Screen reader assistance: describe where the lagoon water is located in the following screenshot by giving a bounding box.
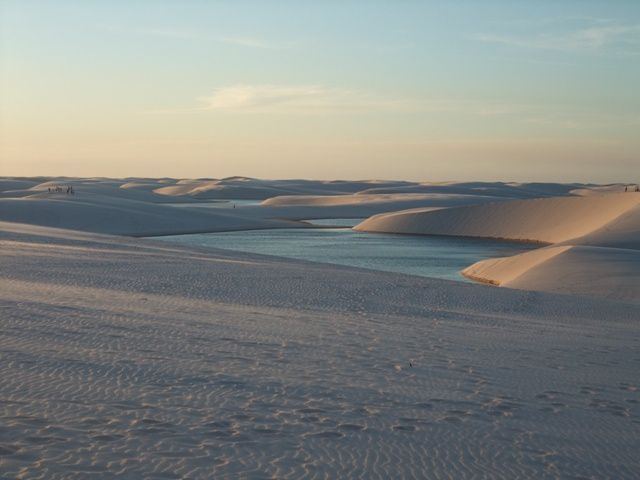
[161,222,537,282]
[166,199,262,208]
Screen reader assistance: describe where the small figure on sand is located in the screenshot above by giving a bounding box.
[47,184,74,194]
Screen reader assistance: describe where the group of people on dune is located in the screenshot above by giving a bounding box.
[47,185,75,194]
[624,185,639,192]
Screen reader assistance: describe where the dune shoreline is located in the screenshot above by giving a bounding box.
[2,217,639,478]
[2,177,638,302]
[1,177,639,478]
[356,192,640,301]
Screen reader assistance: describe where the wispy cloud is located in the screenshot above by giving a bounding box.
[194,84,526,116]
[523,112,640,130]
[219,36,289,49]
[152,84,635,129]
[476,21,640,54]
[142,84,530,117]
[102,25,289,49]
[205,85,640,132]
[196,84,420,113]
[132,27,199,40]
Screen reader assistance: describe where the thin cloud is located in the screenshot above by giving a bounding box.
[524,112,640,130]
[133,27,199,40]
[140,86,640,132]
[219,36,290,49]
[197,84,421,113]
[149,84,538,118]
[196,85,524,115]
[476,22,640,54]
[102,25,288,49]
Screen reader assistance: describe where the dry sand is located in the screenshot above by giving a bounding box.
[1,221,639,478]
[261,192,505,207]
[356,192,640,301]
[354,193,639,244]
[0,177,554,236]
[1,177,638,478]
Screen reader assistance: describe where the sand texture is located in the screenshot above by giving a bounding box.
[1,177,583,236]
[356,193,640,301]
[354,193,640,244]
[1,221,639,479]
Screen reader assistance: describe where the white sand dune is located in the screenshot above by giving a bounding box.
[356,193,640,301]
[4,178,636,301]
[569,202,640,250]
[355,193,640,244]
[1,220,639,478]
[0,195,290,236]
[2,177,563,235]
[0,178,42,193]
[254,192,525,223]
[570,184,637,196]
[119,181,169,190]
[262,180,610,207]
[152,177,596,202]
[154,178,414,200]
[463,245,573,285]
[463,245,640,302]
[262,192,506,207]
[357,181,587,198]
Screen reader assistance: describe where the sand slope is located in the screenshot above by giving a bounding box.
[463,245,640,303]
[2,177,636,301]
[0,187,490,236]
[0,195,290,236]
[355,193,640,301]
[567,203,640,250]
[2,177,575,235]
[261,192,508,207]
[357,181,585,198]
[1,221,639,478]
[154,178,414,200]
[355,193,640,244]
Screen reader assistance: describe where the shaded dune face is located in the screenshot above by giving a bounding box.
[355,193,640,302]
[153,178,415,200]
[464,245,640,303]
[354,193,640,244]
[1,177,637,301]
[1,222,639,478]
[0,177,578,236]
[1,177,638,301]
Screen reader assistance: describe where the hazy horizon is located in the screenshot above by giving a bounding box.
[2,1,639,182]
[0,173,635,185]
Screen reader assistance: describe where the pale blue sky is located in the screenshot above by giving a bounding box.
[1,1,639,181]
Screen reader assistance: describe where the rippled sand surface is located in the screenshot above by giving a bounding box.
[1,222,639,479]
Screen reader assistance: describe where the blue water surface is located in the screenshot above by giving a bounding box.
[160,224,537,282]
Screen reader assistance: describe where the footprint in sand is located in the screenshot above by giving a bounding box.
[297,408,326,414]
[300,415,321,423]
[305,431,344,439]
[0,444,20,455]
[392,424,416,432]
[24,435,65,445]
[337,423,365,431]
[91,434,124,442]
[253,427,282,435]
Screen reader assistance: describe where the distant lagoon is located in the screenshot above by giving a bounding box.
[159,220,537,282]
